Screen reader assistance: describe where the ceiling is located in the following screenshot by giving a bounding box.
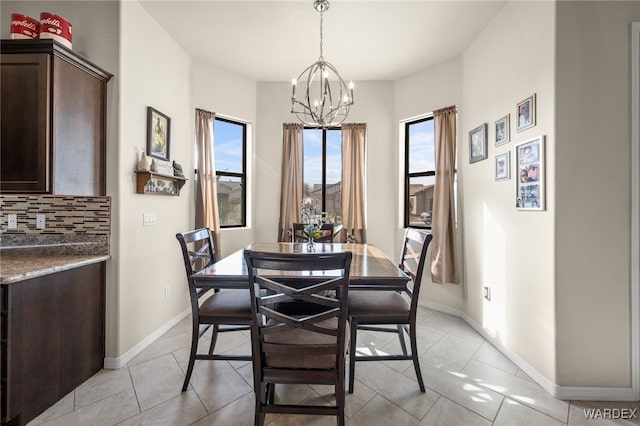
[139,0,507,82]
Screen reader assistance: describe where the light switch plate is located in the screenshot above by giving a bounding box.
[143,212,157,226]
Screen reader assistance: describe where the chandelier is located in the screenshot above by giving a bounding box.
[290,0,354,128]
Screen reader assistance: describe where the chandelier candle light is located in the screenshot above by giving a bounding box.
[291,0,354,128]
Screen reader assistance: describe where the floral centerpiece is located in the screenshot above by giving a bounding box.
[300,197,322,244]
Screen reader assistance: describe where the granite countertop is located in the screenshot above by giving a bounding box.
[0,253,110,285]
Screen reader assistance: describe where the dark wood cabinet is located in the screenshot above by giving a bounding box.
[0,40,112,195]
[1,262,106,426]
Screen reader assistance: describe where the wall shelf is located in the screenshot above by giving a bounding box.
[135,171,187,195]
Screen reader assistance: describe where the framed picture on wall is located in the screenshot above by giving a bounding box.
[147,107,171,160]
[515,135,545,210]
[516,94,536,132]
[495,114,510,146]
[495,151,510,181]
[469,123,488,163]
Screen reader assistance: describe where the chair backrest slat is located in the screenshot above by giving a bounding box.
[399,228,433,309]
[176,228,217,278]
[244,249,352,372]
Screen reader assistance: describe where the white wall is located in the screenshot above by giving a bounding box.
[460,1,557,381]
[191,59,257,257]
[115,0,192,360]
[555,1,640,389]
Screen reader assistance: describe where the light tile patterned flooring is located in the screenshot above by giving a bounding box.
[28,306,640,425]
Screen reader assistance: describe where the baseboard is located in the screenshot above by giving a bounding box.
[103,307,191,369]
[418,300,636,401]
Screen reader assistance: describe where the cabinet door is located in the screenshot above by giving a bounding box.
[52,57,107,195]
[0,54,51,193]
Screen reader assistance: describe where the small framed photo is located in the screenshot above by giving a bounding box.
[469,123,488,163]
[515,135,545,210]
[495,114,510,146]
[495,151,510,181]
[147,107,171,160]
[516,94,536,132]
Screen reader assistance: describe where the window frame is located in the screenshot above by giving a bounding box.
[404,115,435,229]
[303,126,341,215]
[214,116,247,228]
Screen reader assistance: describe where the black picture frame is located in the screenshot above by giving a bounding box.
[147,107,171,161]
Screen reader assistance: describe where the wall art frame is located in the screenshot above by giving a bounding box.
[469,123,488,163]
[516,94,536,132]
[495,151,510,181]
[495,114,510,146]
[147,107,171,161]
[515,135,545,210]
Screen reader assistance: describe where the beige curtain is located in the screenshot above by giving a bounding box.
[430,106,459,284]
[194,108,222,252]
[277,123,304,242]
[341,123,367,243]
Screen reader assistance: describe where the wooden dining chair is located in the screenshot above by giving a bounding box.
[347,228,433,393]
[243,249,352,426]
[176,228,252,392]
[291,222,337,243]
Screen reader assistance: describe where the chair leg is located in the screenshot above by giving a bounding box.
[397,324,408,355]
[336,380,345,426]
[208,324,219,355]
[182,321,200,392]
[409,323,425,392]
[254,383,266,426]
[348,317,358,393]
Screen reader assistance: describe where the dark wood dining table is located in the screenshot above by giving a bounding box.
[191,242,410,291]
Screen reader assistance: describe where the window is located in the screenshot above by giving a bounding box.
[404,116,435,228]
[303,128,342,224]
[214,117,246,227]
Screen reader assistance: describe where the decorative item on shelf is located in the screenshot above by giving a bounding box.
[10,14,40,40]
[136,149,150,171]
[39,12,72,49]
[155,159,173,175]
[290,0,354,128]
[150,159,158,172]
[135,171,187,196]
[173,161,185,178]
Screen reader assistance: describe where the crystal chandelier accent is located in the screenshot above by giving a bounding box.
[290,0,354,128]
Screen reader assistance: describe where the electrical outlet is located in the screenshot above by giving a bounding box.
[36,213,46,229]
[164,286,170,299]
[143,212,157,226]
[483,286,491,301]
[7,214,17,229]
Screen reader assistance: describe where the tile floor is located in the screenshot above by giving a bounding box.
[28,306,640,425]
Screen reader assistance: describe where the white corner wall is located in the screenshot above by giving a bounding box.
[113,0,193,362]
[555,1,640,392]
[460,1,557,383]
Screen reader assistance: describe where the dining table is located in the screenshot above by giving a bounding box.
[191,242,410,291]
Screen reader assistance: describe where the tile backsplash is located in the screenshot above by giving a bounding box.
[0,195,110,254]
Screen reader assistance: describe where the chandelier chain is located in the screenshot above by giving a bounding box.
[319,11,324,60]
